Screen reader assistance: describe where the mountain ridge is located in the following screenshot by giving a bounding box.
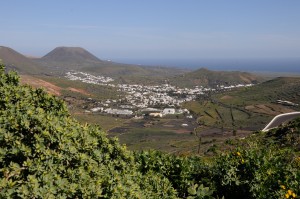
[1,46,263,87]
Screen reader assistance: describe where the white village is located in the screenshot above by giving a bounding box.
[65,71,254,117]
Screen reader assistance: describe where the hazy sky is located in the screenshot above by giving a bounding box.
[1,0,300,61]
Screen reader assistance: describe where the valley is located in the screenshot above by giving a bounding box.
[19,70,300,155]
[2,45,300,155]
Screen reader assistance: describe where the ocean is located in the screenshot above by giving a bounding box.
[114,58,300,73]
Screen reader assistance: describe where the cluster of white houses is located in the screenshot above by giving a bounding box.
[66,71,254,117]
[87,106,190,118]
[65,71,114,84]
[117,83,206,108]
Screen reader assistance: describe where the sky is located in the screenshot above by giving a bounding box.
[1,0,300,68]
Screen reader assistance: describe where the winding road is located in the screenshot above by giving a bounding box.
[262,112,300,132]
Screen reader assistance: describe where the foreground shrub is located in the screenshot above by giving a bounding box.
[213,130,300,198]
[0,65,177,198]
[135,150,214,198]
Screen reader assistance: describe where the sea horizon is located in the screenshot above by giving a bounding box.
[112,57,300,73]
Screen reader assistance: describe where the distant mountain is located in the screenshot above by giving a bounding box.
[36,47,104,70]
[0,46,186,79]
[0,46,264,87]
[42,47,101,62]
[0,46,42,74]
[170,68,263,88]
[35,46,187,80]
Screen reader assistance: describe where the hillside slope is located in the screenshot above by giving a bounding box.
[0,46,42,74]
[170,68,263,88]
[219,76,300,105]
[182,76,300,132]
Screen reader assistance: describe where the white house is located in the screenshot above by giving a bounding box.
[149,113,163,118]
[162,108,176,115]
[90,107,103,112]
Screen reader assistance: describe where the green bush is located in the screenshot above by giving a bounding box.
[213,130,300,198]
[135,150,214,198]
[0,64,177,198]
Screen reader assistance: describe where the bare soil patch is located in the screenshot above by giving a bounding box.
[163,124,175,128]
[220,95,233,100]
[68,87,91,96]
[174,129,193,134]
[20,75,61,96]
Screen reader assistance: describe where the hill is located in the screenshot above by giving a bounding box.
[42,46,101,63]
[183,76,300,132]
[35,46,187,81]
[170,68,263,88]
[0,46,42,74]
[36,46,104,71]
[218,76,300,106]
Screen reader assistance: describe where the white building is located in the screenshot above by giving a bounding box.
[162,108,176,115]
[90,107,103,112]
[149,113,163,118]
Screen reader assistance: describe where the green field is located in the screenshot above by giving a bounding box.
[183,77,300,133]
[72,113,130,131]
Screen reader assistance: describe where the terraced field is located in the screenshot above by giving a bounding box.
[184,77,300,132]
